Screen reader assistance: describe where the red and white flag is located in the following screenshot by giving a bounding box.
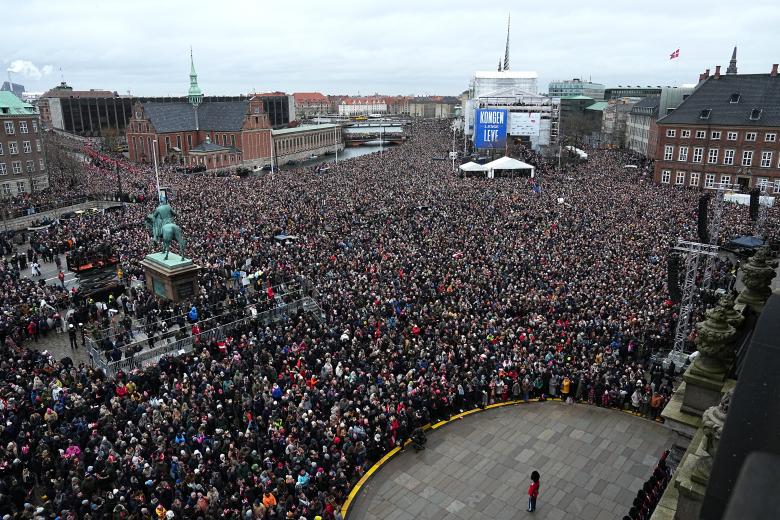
[669,48,680,60]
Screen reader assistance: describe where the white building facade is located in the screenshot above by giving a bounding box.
[338,98,388,116]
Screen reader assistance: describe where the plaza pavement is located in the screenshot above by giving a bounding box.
[347,401,677,520]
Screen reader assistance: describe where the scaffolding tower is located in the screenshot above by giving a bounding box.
[666,239,720,370]
[702,182,738,289]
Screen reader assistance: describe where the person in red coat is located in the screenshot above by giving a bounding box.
[528,470,540,512]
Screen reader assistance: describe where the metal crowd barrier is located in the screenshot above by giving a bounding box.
[91,296,321,378]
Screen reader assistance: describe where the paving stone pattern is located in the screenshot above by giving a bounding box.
[347,402,677,520]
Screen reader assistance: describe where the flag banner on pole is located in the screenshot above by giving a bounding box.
[669,48,680,60]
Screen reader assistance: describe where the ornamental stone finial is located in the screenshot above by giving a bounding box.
[736,246,777,312]
[691,298,737,378]
[691,389,733,485]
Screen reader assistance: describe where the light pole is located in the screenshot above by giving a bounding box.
[152,139,161,201]
[334,124,339,164]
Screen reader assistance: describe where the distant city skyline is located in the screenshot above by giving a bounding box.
[4,0,779,96]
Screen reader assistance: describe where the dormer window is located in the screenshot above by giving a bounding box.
[750,108,762,121]
[729,93,741,103]
[699,109,712,120]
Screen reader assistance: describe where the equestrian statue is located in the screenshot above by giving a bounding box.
[145,195,187,260]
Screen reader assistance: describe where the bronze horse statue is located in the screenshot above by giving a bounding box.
[145,214,187,260]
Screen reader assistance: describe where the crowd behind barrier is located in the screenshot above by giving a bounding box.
[0,120,777,519]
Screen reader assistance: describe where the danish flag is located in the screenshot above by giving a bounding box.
[669,48,680,60]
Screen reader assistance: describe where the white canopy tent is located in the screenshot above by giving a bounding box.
[458,161,489,177]
[482,156,535,179]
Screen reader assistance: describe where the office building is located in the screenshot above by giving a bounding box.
[0,91,48,194]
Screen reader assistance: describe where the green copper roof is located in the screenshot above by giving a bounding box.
[188,50,203,101]
[0,91,37,115]
[585,101,608,111]
[560,95,594,100]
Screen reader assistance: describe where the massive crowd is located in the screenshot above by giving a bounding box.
[0,120,776,519]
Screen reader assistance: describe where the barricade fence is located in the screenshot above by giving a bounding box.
[90,296,322,378]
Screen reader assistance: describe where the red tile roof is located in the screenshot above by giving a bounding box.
[293,92,328,103]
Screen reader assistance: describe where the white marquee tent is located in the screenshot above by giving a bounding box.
[483,156,535,179]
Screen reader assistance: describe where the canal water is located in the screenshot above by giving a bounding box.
[293,142,398,168]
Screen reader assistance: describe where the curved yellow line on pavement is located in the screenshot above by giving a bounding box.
[340,397,664,518]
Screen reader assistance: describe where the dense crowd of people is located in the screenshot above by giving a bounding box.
[0,120,776,519]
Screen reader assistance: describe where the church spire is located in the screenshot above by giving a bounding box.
[503,13,510,71]
[188,47,203,108]
[726,46,738,75]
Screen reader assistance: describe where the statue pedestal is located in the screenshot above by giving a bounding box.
[141,252,199,302]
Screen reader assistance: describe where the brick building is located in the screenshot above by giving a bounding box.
[126,54,273,171]
[292,92,329,119]
[654,64,780,193]
[0,91,48,194]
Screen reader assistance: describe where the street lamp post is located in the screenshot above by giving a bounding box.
[152,139,161,201]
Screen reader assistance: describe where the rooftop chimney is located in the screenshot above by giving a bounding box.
[715,65,721,79]
[772,64,778,77]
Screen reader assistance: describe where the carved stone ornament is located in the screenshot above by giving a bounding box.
[691,390,732,485]
[692,300,737,377]
[717,293,744,329]
[737,246,777,311]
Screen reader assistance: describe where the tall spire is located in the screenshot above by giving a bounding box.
[503,13,510,71]
[726,46,738,75]
[188,46,203,108]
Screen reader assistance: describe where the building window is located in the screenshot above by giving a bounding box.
[31,179,39,191]
[0,142,3,155]
[720,175,731,186]
[681,129,691,138]
[690,172,700,187]
[678,146,688,161]
[705,173,716,188]
[39,158,44,170]
[11,161,21,174]
[19,121,27,133]
[1,183,8,195]
[695,130,706,139]
[35,139,41,152]
[773,179,780,194]
[16,181,25,194]
[727,131,738,141]
[724,149,735,165]
[187,134,192,150]
[661,170,671,183]
[0,163,5,175]
[707,148,719,164]
[676,171,686,185]
[745,132,757,142]
[757,177,769,191]
[26,160,34,172]
[711,131,721,140]
[666,129,676,138]
[22,141,31,154]
[765,133,777,142]
[8,142,17,155]
[664,145,674,161]
[761,151,773,167]
[692,147,703,163]
[32,120,37,132]
[165,136,171,151]
[176,135,181,149]
[3,121,14,134]
[742,150,753,166]
[231,135,236,147]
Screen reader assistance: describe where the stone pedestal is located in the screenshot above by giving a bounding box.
[681,367,725,416]
[141,252,199,302]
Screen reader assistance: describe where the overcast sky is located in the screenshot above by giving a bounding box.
[4,0,779,96]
